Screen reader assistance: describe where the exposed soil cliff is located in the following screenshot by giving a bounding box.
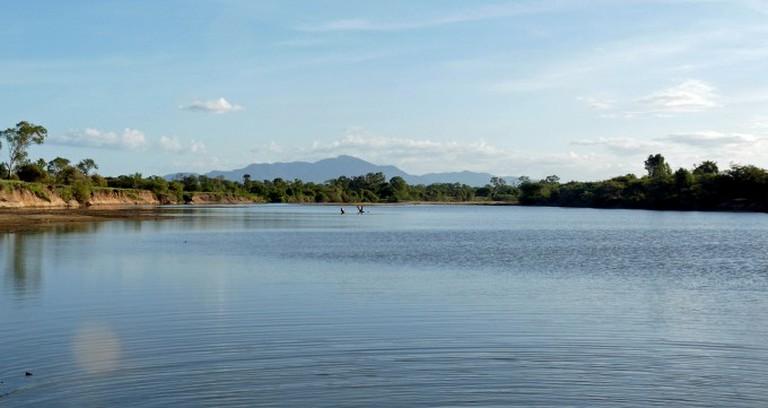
[184,192,256,205]
[0,186,75,208]
[0,186,159,208]
[86,189,160,206]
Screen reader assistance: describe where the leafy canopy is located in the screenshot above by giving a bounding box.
[1,121,48,179]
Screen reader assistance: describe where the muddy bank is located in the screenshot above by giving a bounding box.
[0,207,176,234]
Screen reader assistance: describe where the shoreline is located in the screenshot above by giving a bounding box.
[0,201,514,234]
[0,207,174,234]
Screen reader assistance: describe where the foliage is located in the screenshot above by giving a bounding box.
[1,125,766,212]
[1,121,48,179]
[644,153,672,178]
[47,157,71,176]
[72,181,92,204]
[77,158,98,176]
[16,162,49,183]
[26,183,50,201]
[513,156,768,212]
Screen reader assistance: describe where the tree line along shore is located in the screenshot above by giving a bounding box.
[2,121,767,212]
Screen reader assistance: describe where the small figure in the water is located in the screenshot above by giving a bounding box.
[356,205,365,214]
[340,207,345,215]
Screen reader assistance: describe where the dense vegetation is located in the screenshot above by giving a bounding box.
[515,155,768,212]
[2,121,767,211]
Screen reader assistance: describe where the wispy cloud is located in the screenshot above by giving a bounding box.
[571,137,658,154]
[579,95,616,111]
[578,79,720,119]
[307,128,505,169]
[738,0,768,15]
[160,136,208,154]
[54,128,150,151]
[298,2,568,32]
[657,131,763,148]
[181,97,244,114]
[570,128,768,175]
[247,127,632,180]
[159,136,184,153]
[190,140,207,154]
[639,79,719,113]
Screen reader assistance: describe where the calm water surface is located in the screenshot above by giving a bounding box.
[2,205,768,407]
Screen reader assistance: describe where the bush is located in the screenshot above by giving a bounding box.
[56,166,87,185]
[16,163,49,183]
[91,174,108,187]
[72,181,92,204]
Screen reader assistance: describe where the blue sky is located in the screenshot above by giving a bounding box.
[3,0,768,181]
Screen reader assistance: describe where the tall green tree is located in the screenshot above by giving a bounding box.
[1,121,48,179]
[76,158,98,176]
[47,156,71,176]
[693,160,719,176]
[644,154,671,178]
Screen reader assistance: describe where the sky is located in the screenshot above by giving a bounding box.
[2,0,768,181]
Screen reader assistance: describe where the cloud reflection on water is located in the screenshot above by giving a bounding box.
[73,322,122,374]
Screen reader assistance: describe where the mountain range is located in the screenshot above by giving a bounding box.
[167,155,510,187]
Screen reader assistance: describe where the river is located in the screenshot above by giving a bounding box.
[2,205,767,407]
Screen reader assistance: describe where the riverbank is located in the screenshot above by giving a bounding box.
[0,181,262,233]
[0,207,175,233]
[0,201,515,233]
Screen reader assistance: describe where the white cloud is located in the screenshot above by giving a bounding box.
[169,155,222,173]
[245,128,634,181]
[578,79,722,119]
[122,129,149,150]
[579,96,615,111]
[307,128,507,171]
[160,135,208,154]
[190,140,207,154]
[640,79,719,113]
[570,128,768,175]
[181,97,244,114]
[571,137,658,154]
[55,128,149,151]
[160,136,184,153]
[657,131,764,148]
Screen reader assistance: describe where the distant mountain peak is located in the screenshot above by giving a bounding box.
[168,156,512,187]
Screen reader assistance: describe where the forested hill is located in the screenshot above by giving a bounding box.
[169,155,509,187]
[153,154,768,211]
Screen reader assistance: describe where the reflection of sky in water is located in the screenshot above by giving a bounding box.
[1,205,768,406]
[73,322,122,374]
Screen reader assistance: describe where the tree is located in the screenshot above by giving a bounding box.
[16,162,48,182]
[1,121,48,179]
[47,157,71,176]
[77,158,98,176]
[388,176,410,201]
[56,166,87,185]
[490,176,507,189]
[644,154,671,178]
[693,160,719,176]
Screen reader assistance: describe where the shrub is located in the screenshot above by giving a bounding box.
[91,174,108,187]
[16,163,49,183]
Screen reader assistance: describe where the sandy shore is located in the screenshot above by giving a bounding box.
[0,207,173,234]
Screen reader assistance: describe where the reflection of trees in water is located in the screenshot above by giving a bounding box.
[2,233,44,300]
[1,218,158,301]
